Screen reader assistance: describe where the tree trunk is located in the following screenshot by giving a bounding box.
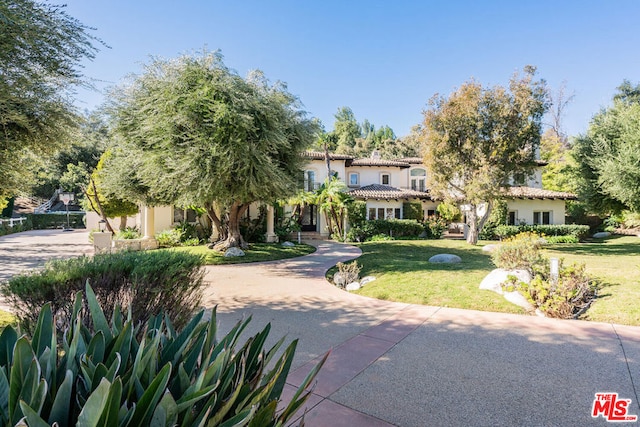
[465,201,493,245]
[466,204,479,245]
[204,201,226,243]
[119,215,128,231]
[213,202,249,251]
[85,179,114,233]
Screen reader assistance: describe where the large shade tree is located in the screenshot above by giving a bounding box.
[107,51,318,250]
[572,81,640,214]
[0,0,101,202]
[421,66,549,244]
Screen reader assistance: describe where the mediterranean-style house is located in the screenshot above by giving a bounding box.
[89,150,576,244]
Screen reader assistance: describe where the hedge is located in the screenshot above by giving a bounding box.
[28,212,86,229]
[368,219,424,237]
[493,224,590,240]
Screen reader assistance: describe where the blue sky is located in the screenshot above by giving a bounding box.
[64,0,640,138]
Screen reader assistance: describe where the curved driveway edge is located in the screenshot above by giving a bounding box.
[203,240,640,427]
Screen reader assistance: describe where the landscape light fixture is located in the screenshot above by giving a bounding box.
[59,191,75,231]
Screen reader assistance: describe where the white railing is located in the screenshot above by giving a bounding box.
[0,217,27,227]
[34,189,61,214]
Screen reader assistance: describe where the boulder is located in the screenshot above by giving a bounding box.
[503,291,535,312]
[479,268,532,294]
[281,241,295,247]
[360,276,376,286]
[428,254,461,263]
[592,231,611,239]
[481,244,500,253]
[346,282,361,291]
[333,272,347,287]
[224,247,245,257]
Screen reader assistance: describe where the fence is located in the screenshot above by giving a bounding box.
[0,217,27,227]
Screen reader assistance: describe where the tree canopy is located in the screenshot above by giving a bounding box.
[0,0,101,199]
[571,81,640,214]
[421,66,549,244]
[106,51,318,249]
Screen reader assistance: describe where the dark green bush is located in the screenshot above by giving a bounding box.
[0,284,325,426]
[0,218,33,236]
[402,202,423,221]
[368,219,424,238]
[28,212,86,229]
[346,200,367,227]
[2,250,205,334]
[494,224,590,241]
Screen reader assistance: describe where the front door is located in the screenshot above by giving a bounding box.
[300,204,317,232]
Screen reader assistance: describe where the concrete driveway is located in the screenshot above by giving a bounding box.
[1,231,638,426]
[202,241,640,427]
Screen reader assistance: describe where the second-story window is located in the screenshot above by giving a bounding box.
[381,173,390,185]
[410,168,426,191]
[348,172,359,186]
[304,170,315,192]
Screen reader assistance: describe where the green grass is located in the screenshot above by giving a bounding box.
[163,243,316,265]
[344,239,525,315]
[0,309,16,329]
[347,236,640,325]
[544,235,640,325]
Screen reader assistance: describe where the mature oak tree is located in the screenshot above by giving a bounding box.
[106,51,318,250]
[0,0,101,200]
[421,66,549,244]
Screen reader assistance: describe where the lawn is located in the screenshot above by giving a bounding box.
[348,236,640,326]
[164,242,316,265]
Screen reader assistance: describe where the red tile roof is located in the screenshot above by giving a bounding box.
[504,186,577,200]
[347,158,411,168]
[348,184,432,200]
[303,151,354,160]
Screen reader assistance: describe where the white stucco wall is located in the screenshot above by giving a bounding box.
[85,211,140,231]
[505,199,567,225]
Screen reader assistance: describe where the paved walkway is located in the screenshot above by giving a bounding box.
[1,231,639,425]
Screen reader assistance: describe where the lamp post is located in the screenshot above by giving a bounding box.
[59,191,75,231]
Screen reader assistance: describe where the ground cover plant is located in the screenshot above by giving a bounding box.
[166,243,316,265]
[347,236,640,325]
[0,284,324,426]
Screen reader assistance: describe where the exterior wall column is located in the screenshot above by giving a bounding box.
[139,205,157,249]
[266,205,277,242]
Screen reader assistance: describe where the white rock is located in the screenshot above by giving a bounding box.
[428,254,462,263]
[360,276,376,286]
[592,231,610,239]
[224,247,245,257]
[503,291,535,312]
[481,244,500,253]
[333,272,347,287]
[345,282,361,291]
[281,241,295,247]
[479,269,532,294]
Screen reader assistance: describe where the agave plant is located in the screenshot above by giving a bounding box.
[0,283,325,426]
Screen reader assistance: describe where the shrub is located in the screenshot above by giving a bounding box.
[544,235,579,244]
[115,226,141,239]
[345,222,376,242]
[516,263,599,319]
[436,201,462,223]
[479,200,508,240]
[28,212,85,229]
[2,250,205,334]
[334,261,362,288]
[491,232,545,274]
[347,200,367,227]
[369,233,394,241]
[0,284,325,426]
[423,216,447,239]
[402,202,423,221]
[155,228,183,248]
[494,224,590,241]
[240,206,267,243]
[368,219,424,238]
